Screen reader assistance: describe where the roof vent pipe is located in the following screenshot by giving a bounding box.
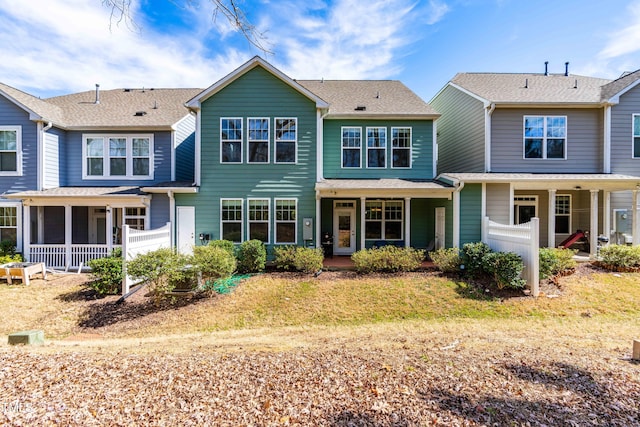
[525,78,528,89]
[544,61,549,76]
[565,62,569,76]
[95,84,100,104]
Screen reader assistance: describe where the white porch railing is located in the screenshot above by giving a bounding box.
[28,244,122,270]
[482,216,540,297]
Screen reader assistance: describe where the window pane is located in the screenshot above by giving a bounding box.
[221,119,242,140]
[524,117,544,137]
[222,223,242,242]
[524,139,543,158]
[133,158,149,175]
[276,223,295,243]
[132,138,149,156]
[276,141,295,163]
[365,202,382,220]
[343,149,360,167]
[109,138,127,156]
[392,128,411,147]
[368,149,385,168]
[546,117,566,137]
[555,216,570,234]
[0,227,17,246]
[87,138,103,156]
[385,222,402,240]
[365,221,382,239]
[249,200,269,221]
[635,137,640,158]
[248,119,269,141]
[367,128,386,147]
[88,158,103,175]
[248,142,268,163]
[392,149,410,167]
[276,119,296,140]
[0,152,16,171]
[110,158,126,175]
[547,139,564,159]
[0,130,17,150]
[249,223,269,242]
[222,142,242,163]
[634,116,640,136]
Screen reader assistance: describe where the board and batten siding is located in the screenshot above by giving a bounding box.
[486,183,510,225]
[175,114,196,182]
[322,119,435,179]
[459,183,482,245]
[65,131,173,186]
[430,85,485,174]
[186,66,318,245]
[491,108,603,173]
[610,83,640,175]
[0,95,38,193]
[43,130,61,189]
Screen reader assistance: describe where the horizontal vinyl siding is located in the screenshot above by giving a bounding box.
[192,66,318,246]
[411,198,453,248]
[610,85,640,175]
[491,108,603,173]
[459,183,482,245]
[430,85,485,173]
[0,96,38,193]
[175,114,196,181]
[322,119,435,179]
[65,131,173,186]
[150,193,170,229]
[486,183,510,224]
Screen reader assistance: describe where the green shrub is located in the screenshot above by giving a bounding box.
[236,239,266,273]
[539,247,577,279]
[87,249,123,295]
[429,247,461,273]
[273,245,297,270]
[462,242,492,276]
[352,246,424,274]
[0,240,17,256]
[482,251,526,290]
[126,248,195,303]
[192,245,237,282]
[293,247,324,273]
[208,239,235,256]
[598,244,640,268]
[0,253,22,265]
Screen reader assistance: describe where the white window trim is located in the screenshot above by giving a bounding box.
[274,117,298,164]
[0,125,22,176]
[513,195,538,224]
[522,116,567,160]
[220,118,243,164]
[0,201,22,252]
[632,114,640,159]
[274,197,297,244]
[82,134,154,180]
[247,117,270,164]
[391,127,412,169]
[247,198,270,244]
[364,199,404,241]
[555,194,572,235]
[366,126,386,169]
[220,198,244,243]
[341,126,362,169]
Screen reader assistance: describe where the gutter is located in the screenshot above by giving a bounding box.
[452,179,464,248]
[485,103,495,172]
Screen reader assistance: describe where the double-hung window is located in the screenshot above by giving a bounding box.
[555,195,571,234]
[248,118,269,163]
[0,126,21,175]
[524,116,566,159]
[367,127,386,168]
[221,199,243,242]
[275,118,297,163]
[0,206,17,244]
[248,199,269,242]
[275,198,296,244]
[391,127,411,168]
[83,135,153,179]
[633,114,640,158]
[221,118,243,163]
[365,200,403,240]
[342,127,361,168]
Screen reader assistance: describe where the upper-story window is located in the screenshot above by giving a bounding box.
[83,134,153,179]
[633,114,640,158]
[342,127,361,168]
[247,118,269,163]
[391,127,411,168]
[367,127,386,168]
[523,116,566,159]
[0,126,21,176]
[275,118,297,163]
[221,118,243,163]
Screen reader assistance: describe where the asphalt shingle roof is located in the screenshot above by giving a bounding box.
[600,69,640,100]
[0,82,65,123]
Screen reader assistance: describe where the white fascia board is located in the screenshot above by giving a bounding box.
[607,78,640,104]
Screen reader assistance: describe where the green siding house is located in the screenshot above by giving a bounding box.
[177,57,455,256]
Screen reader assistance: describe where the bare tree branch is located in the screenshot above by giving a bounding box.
[102,0,271,53]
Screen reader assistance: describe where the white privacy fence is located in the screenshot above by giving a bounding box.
[482,216,540,297]
[121,222,172,295]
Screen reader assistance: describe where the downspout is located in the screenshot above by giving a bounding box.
[484,103,495,172]
[168,191,175,248]
[453,181,465,248]
[37,121,53,191]
[316,108,329,248]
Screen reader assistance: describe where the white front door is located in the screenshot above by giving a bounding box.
[176,206,195,255]
[435,207,445,250]
[333,207,355,255]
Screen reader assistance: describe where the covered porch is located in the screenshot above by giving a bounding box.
[6,187,151,269]
[315,179,455,256]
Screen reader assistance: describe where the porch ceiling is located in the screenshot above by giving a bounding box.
[439,173,640,191]
[315,178,454,198]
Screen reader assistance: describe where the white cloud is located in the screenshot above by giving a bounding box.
[599,2,640,59]
[426,0,450,25]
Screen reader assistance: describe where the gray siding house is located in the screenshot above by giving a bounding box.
[431,66,640,254]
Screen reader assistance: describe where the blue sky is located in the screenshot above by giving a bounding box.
[1,0,639,102]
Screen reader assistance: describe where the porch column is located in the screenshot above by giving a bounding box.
[22,203,30,262]
[65,205,72,269]
[404,198,411,248]
[37,206,44,244]
[315,195,321,249]
[453,189,460,247]
[590,190,598,258]
[360,197,366,251]
[106,205,113,252]
[548,189,556,248]
[633,190,639,245]
[603,191,611,245]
